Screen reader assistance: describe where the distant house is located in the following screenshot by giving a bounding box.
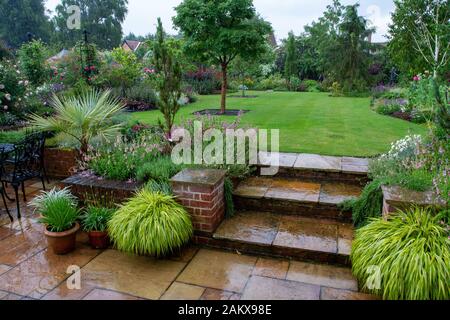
[268,32,278,48]
[122,40,142,52]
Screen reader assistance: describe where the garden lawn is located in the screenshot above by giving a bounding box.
[132,91,427,157]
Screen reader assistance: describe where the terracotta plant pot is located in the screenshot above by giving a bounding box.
[88,231,110,249]
[44,222,80,255]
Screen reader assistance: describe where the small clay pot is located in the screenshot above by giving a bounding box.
[88,231,110,249]
[45,222,80,255]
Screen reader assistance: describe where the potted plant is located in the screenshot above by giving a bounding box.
[82,207,114,249]
[29,188,80,255]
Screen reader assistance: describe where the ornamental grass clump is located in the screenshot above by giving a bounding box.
[351,207,450,300]
[108,190,193,257]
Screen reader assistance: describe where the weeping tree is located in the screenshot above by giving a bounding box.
[173,0,272,114]
[153,18,182,138]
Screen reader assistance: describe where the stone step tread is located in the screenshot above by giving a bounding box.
[213,211,353,257]
[233,176,362,205]
[258,152,369,175]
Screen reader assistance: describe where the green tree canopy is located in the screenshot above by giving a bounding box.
[388,0,450,79]
[53,0,128,49]
[284,32,297,88]
[173,0,272,113]
[0,0,52,48]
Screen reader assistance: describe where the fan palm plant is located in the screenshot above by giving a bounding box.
[28,89,125,156]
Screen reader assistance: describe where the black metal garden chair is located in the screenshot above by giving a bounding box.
[1,133,47,219]
[0,147,13,222]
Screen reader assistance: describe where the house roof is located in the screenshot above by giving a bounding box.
[123,40,141,51]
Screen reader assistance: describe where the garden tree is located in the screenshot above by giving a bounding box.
[53,0,128,49]
[229,43,275,95]
[0,0,52,48]
[173,0,272,113]
[295,34,321,80]
[152,18,183,138]
[18,40,50,86]
[330,4,374,92]
[303,0,344,79]
[388,0,450,79]
[284,32,298,90]
[0,40,12,60]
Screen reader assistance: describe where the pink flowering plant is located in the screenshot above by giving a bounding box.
[84,130,169,181]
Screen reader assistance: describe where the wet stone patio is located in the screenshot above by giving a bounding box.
[0,179,378,300]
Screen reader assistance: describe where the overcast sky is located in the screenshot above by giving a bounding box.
[45,0,394,42]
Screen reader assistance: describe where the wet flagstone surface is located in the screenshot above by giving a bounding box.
[0,178,378,300]
[234,176,362,205]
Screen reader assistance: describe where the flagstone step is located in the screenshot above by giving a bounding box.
[233,177,362,222]
[210,211,353,266]
[257,152,369,183]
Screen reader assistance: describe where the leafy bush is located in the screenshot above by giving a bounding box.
[29,89,126,156]
[144,179,173,195]
[374,103,402,115]
[0,129,26,143]
[224,177,235,218]
[302,79,320,92]
[82,207,114,232]
[30,188,79,233]
[0,113,19,126]
[184,68,221,95]
[108,190,193,257]
[288,76,301,92]
[351,207,450,300]
[340,180,384,228]
[255,74,287,91]
[123,82,158,106]
[87,133,168,181]
[330,82,343,97]
[0,61,31,117]
[136,156,182,183]
[18,40,49,86]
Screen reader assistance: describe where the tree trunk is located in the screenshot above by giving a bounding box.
[220,63,228,114]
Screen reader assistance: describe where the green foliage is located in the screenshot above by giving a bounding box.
[18,40,49,86]
[388,0,449,78]
[30,188,79,233]
[302,80,321,92]
[330,82,343,97]
[224,177,235,218]
[174,0,272,112]
[254,74,287,91]
[284,32,297,86]
[28,89,126,155]
[82,207,114,232]
[136,156,182,183]
[340,180,384,228]
[108,190,193,257]
[374,103,402,115]
[351,207,450,300]
[108,48,142,92]
[153,18,182,136]
[87,134,167,181]
[144,179,173,195]
[0,0,52,48]
[121,82,158,106]
[0,130,26,144]
[0,61,30,116]
[53,0,128,49]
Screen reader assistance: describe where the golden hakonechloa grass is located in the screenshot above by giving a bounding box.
[351,207,450,300]
[108,190,193,257]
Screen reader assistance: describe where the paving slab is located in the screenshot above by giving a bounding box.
[273,216,338,254]
[319,182,362,205]
[258,152,298,168]
[214,211,280,246]
[294,154,342,172]
[160,282,205,300]
[287,261,357,291]
[177,249,256,293]
[320,287,379,300]
[83,288,144,300]
[241,275,320,300]
[252,258,290,280]
[233,177,273,198]
[265,179,321,203]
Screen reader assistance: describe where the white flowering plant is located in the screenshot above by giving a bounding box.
[0,60,33,119]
